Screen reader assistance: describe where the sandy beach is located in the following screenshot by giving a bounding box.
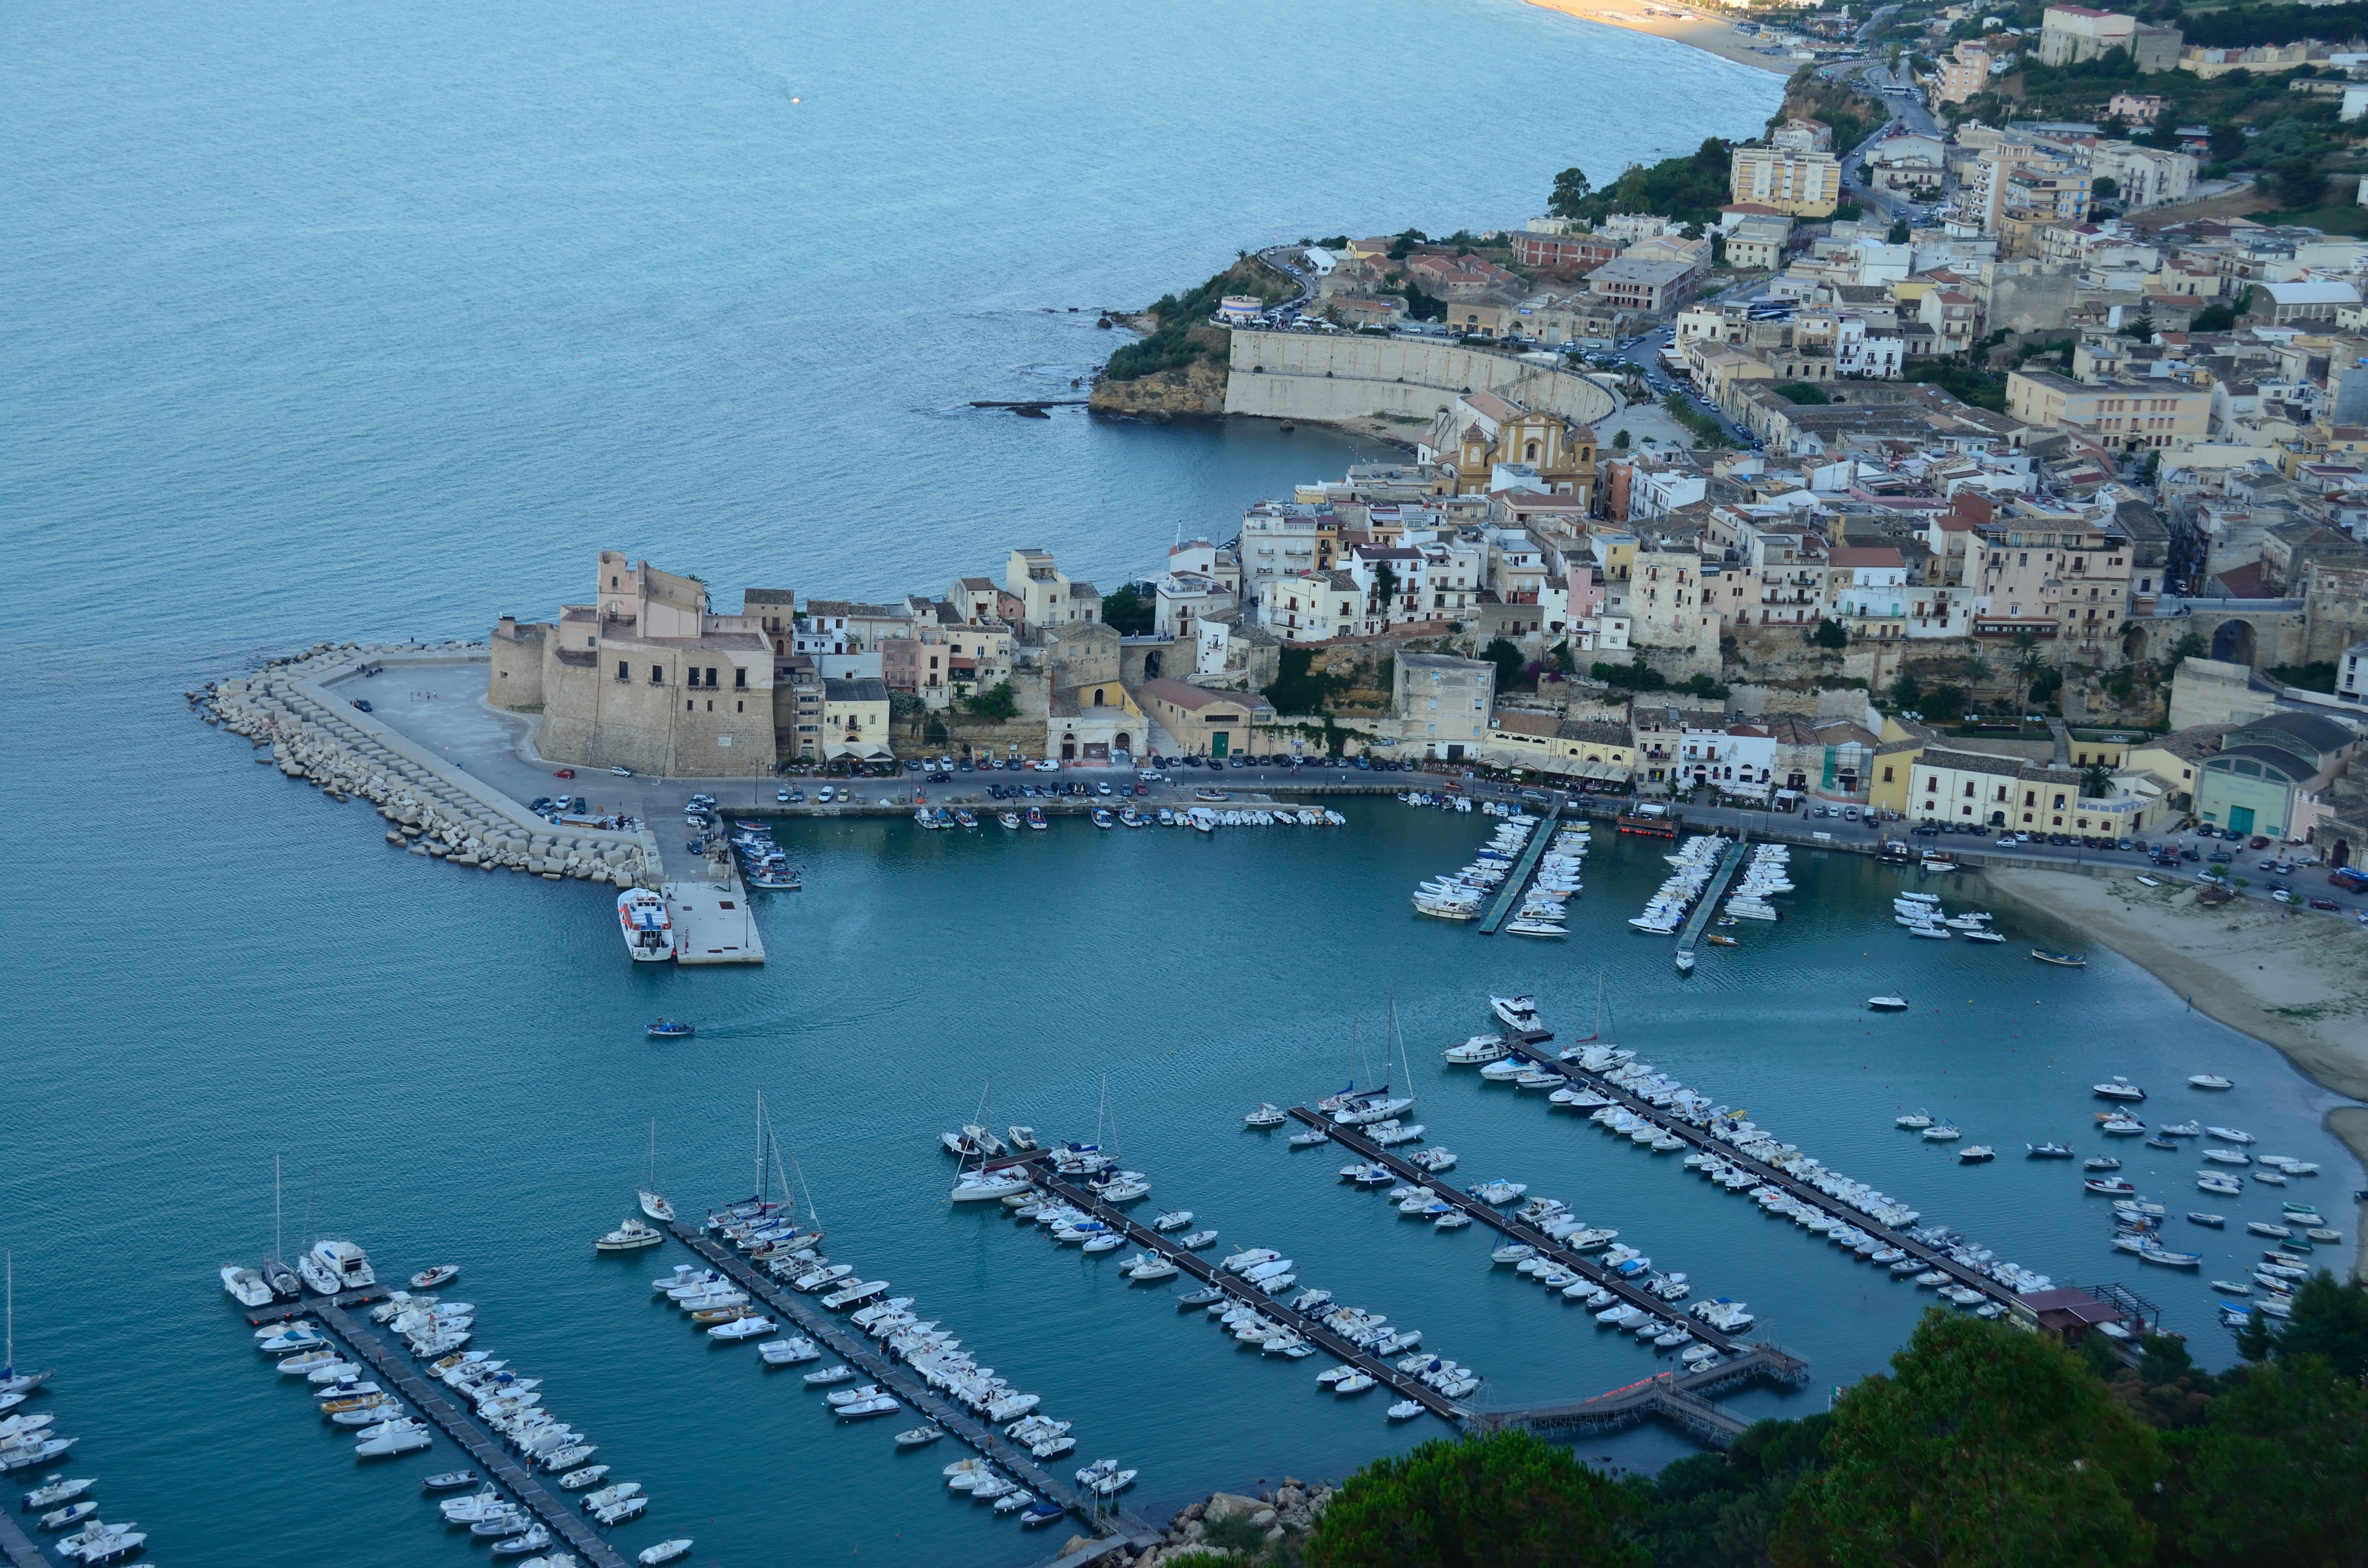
[1524,0,1796,76]
[1978,867,2368,1278]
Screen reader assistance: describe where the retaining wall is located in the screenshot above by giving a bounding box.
[1224,331,1618,428]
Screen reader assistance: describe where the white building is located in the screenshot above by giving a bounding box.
[1826,546,1911,638]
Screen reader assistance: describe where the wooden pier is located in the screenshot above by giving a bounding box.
[296,1300,630,1568]
[1673,833,1750,965]
[663,1222,1159,1549]
[1477,808,1558,935]
[1026,1169,1471,1423]
[1305,1113,1754,1360]
[1478,1050,2018,1308]
[1469,1346,1811,1448]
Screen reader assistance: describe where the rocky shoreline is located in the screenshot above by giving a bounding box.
[1055,1480,1335,1565]
[195,641,663,890]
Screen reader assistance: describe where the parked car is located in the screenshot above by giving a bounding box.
[553,768,576,779]
[2308,896,2342,912]
[350,698,373,712]
[1034,759,1060,772]
[2250,835,2270,849]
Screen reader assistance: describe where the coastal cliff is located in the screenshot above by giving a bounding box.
[1089,326,1230,418]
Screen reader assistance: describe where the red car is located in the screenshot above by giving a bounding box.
[2308,897,2343,912]
[553,768,576,778]
[2249,835,2270,849]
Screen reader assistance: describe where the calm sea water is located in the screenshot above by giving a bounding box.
[10,2,2352,1565]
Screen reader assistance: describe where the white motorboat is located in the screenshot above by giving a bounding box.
[1125,1255,1178,1282]
[2206,1127,2255,1144]
[2187,1075,2234,1090]
[1443,1036,1511,1064]
[639,1542,694,1566]
[220,1265,274,1308]
[1243,1103,1287,1128]
[2093,1077,2146,1102]
[759,1338,820,1367]
[1489,995,1539,1028]
[708,1315,776,1340]
[1151,1211,1194,1232]
[595,1217,666,1252]
[1176,1230,1218,1250]
[356,1420,433,1457]
[617,887,675,962]
[297,1239,375,1295]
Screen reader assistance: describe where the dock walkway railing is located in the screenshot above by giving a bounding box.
[1470,1346,1810,1448]
[0,1507,46,1568]
[666,1221,1159,1548]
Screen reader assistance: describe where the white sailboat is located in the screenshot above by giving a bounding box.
[1,1255,55,1399]
[639,1118,675,1224]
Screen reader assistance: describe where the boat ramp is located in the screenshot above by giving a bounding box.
[663,1221,1158,1549]
[1476,809,1559,936]
[249,1295,631,1568]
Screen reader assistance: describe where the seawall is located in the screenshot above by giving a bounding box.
[1222,330,1619,429]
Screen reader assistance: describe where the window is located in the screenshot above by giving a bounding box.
[617,660,629,681]
[650,665,664,684]
[735,668,747,688]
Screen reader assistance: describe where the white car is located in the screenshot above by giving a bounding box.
[611,766,633,777]
[777,788,791,802]
[1034,760,1060,772]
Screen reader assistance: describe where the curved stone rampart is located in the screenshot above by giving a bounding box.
[1223,330,1618,429]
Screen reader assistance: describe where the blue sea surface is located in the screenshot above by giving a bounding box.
[13,4,2352,1567]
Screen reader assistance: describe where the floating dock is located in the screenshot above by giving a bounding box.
[1673,833,1751,968]
[1478,808,1557,935]
[1306,1114,1764,1362]
[290,1300,630,1568]
[664,1221,1157,1547]
[1025,1166,1470,1423]
[1478,1054,2019,1308]
[0,1510,46,1568]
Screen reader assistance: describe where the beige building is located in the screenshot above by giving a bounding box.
[821,677,893,764]
[2004,368,2211,453]
[1934,41,1993,105]
[1135,679,1275,760]
[1418,391,1597,503]
[490,552,779,778]
[1393,653,1497,763]
[1004,548,1102,630]
[1967,514,2136,660]
[1728,146,1842,219]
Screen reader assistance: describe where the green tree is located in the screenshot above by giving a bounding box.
[2082,761,2113,798]
[2167,630,2207,664]
[2092,175,2120,202]
[1613,428,1630,450]
[1264,646,1347,716]
[2121,312,2157,342]
[1592,659,1671,692]
[2165,1355,2368,1565]
[1631,1414,1834,1568]
[1304,1429,1646,1568]
[1924,683,1969,722]
[1548,167,1593,218]
[1889,672,1924,710]
[1772,1311,2162,1568]
[2258,1269,2368,1377]
[1811,619,1850,650]
[2273,155,2326,210]
[1098,582,1155,636]
[962,681,1019,721]
[1481,637,1528,694]
[1887,217,1911,245]
[1773,381,1832,405]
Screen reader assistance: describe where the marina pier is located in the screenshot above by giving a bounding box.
[1471,1348,1812,1447]
[1024,1167,1472,1423]
[0,1508,46,1568]
[1476,808,1558,936]
[249,1296,631,1568]
[664,1222,1159,1548]
[1306,1114,1755,1362]
[1673,833,1751,966]
[1469,1054,2025,1310]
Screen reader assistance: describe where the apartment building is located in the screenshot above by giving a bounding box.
[1729,146,1842,219]
[2004,368,2212,453]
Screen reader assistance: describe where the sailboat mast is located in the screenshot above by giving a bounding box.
[754,1090,767,1203]
[273,1155,283,1267]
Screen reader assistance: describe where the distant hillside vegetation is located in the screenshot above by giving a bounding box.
[1103,256,1291,383]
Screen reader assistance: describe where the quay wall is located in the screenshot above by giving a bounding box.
[1223,330,1619,429]
[539,644,776,779]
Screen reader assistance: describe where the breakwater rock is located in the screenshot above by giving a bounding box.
[194,642,661,890]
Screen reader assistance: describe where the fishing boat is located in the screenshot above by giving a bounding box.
[998,811,1021,830]
[2030,949,2087,968]
[2083,1176,2136,1195]
[618,887,675,963]
[1091,808,1113,829]
[954,809,977,830]
[1025,807,1048,831]
[594,1218,666,1252]
[646,1019,695,1040]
